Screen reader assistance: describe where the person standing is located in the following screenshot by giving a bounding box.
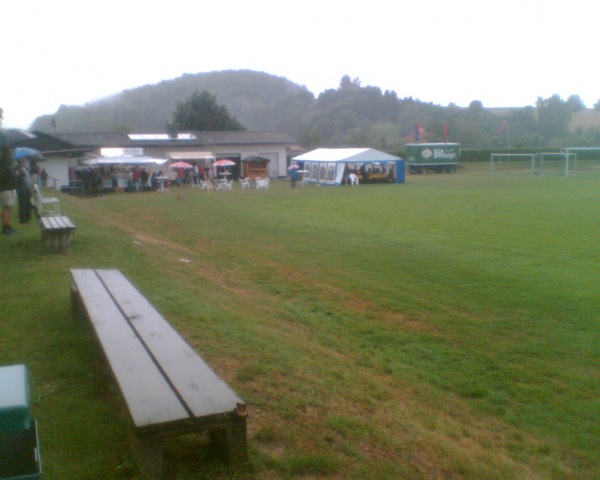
[140,168,149,191]
[359,164,368,183]
[16,157,33,224]
[290,167,298,187]
[40,168,48,187]
[192,163,199,184]
[132,166,141,191]
[0,143,18,235]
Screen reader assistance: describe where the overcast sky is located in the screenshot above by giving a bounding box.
[2,0,598,129]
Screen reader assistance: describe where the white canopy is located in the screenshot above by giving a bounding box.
[168,151,215,162]
[293,148,401,163]
[292,148,403,185]
[80,155,168,166]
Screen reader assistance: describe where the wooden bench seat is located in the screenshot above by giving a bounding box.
[70,269,247,479]
[39,215,75,252]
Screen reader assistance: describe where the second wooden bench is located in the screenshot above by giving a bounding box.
[39,215,75,253]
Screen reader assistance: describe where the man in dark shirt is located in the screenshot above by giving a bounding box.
[0,139,18,235]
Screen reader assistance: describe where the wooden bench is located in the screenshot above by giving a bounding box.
[70,269,247,480]
[38,215,76,253]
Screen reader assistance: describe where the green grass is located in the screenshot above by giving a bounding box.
[0,165,598,479]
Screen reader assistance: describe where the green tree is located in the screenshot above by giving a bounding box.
[566,95,585,113]
[170,90,245,131]
[468,100,484,112]
[536,94,572,142]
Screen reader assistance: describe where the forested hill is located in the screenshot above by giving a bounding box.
[31,70,313,136]
[31,70,600,150]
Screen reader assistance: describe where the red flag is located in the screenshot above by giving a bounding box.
[414,122,421,142]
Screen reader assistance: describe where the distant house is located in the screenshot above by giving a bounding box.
[27,130,296,190]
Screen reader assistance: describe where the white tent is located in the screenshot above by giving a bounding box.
[80,155,167,166]
[292,148,404,185]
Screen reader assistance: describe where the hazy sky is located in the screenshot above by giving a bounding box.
[2,0,598,129]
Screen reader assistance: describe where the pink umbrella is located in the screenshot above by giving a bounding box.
[170,161,194,169]
[214,159,236,167]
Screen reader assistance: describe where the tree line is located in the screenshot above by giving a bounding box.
[25,70,600,151]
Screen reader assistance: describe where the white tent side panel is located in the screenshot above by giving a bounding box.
[294,148,403,186]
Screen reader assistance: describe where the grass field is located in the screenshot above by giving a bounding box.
[0,164,598,479]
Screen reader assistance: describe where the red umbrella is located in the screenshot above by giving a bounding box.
[170,161,194,169]
[214,159,236,167]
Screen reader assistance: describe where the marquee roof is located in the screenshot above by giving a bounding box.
[292,148,401,163]
[168,151,216,161]
[80,155,167,166]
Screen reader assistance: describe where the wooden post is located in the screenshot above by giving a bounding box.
[130,432,165,480]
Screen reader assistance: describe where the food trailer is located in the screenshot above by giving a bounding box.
[405,143,460,174]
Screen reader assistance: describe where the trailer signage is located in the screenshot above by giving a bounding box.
[433,148,457,160]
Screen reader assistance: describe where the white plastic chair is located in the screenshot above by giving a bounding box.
[255,179,269,190]
[31,184,60,216]
[349,173,359,185]
[239,178,250,189]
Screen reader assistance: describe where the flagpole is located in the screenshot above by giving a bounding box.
[507,120,510,154]
[444,116,448,144]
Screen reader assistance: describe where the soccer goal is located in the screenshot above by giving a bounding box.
[490,153,537,175]
[538,152,577,177]
[560,147,600,177]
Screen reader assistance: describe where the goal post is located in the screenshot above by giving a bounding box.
[491,148,600,177]
[561,147,600,178]
[490,153,537,175]
[539,152,577,177]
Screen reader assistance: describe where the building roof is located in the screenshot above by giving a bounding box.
[17,130,93,157]
[52,131,296,149]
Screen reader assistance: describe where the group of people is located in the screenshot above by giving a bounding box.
[165,164,213,189]
[0,140,43,235]
[68,163,219,194]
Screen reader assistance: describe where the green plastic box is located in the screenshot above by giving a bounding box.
[0,365,41,479]
[0,365,31,435]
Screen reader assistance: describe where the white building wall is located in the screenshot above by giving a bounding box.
[42,157,78,190]
[42,142,290,190]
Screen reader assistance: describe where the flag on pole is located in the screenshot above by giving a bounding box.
[414,122,421,142]
[443,118,448,141]
[495,121,508,134]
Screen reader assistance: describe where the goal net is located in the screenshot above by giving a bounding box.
[490,153,537,175]
[538,152,577,177]
[560,148,600,177]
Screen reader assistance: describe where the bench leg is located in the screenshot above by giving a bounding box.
[130,433,164,480]
[70,285,82,321]
[209,416,248,467]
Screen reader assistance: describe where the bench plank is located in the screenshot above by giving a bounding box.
[40,215,75,230]
[95,269,244,419]
[71,269,189,428]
